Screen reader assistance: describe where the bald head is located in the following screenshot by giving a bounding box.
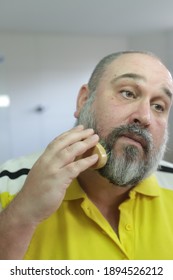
[88,51,172,95]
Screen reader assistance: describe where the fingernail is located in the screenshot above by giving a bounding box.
[91,134,99,140]
[90,154,98,160]
[75,125,84,129]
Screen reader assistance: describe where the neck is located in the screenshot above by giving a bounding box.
[78,169,132,234]
[78,168,132,206]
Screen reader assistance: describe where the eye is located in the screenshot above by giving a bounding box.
[152,103,165,113]
[120,90,136,99]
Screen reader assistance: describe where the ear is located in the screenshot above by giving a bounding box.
[74,84,90,118]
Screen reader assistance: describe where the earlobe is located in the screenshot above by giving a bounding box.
[74,84,90,118]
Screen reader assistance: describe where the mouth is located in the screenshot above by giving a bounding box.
[120,133,147,150]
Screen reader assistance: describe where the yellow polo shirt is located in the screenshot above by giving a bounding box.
[18,176,173,259]
[1,170,173,259]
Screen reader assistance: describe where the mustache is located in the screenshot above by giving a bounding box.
[100,124,153,154]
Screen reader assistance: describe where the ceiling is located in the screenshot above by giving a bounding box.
[0,0,173,36]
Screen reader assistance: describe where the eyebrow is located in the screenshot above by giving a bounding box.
[111,73,146,83]
[111,72,173,101]
[162,87,173,101]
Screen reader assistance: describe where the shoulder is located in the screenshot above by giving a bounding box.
[155,169,173,204]
[0,152,41,195]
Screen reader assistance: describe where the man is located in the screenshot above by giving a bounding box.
[0,51,173,260]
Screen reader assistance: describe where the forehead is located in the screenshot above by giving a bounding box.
[104,53,173,87]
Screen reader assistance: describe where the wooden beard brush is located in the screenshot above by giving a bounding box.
[78,143,108,169]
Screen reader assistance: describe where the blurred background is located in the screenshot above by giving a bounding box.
[0,0,173,164]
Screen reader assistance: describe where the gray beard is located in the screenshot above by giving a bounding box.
[75,94,168,187]
[98,124,166,186]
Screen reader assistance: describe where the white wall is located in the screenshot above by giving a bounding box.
[0,32,127,163]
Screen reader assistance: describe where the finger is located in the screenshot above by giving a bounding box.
[63,154,99,180]
[58,133,99,168]
[46,127,95,154]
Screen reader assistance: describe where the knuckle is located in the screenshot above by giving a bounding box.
[44,165,58,178]
[62,146,73,161]
[46,139,57,151]
[76,141,88,154]
[47,132,68,149]
[66,162,80,177]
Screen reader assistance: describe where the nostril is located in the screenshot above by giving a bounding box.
[134,118,140,123]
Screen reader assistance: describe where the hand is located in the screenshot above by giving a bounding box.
[15,125,99,225]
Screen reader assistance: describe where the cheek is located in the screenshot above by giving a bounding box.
[151,120,168,147]
[95,111,113,137]
[94,97,132,136]
[94,105,125,137]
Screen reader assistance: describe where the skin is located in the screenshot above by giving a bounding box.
[0,126,99,259]
[75,54,173,153]
[0,53,173,259]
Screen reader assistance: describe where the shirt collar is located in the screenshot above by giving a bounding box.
[132,174,160,197]
[64,174,160,201]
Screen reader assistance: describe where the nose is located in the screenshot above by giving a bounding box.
[129,100,152,127]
